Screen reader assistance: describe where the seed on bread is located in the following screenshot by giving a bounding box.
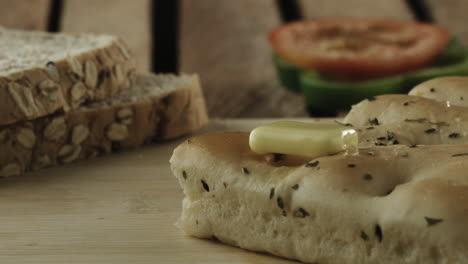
[363,173,373,181]
[16,127,36,149]
[425,216,443,226]
[38,79,59,101]
[58,144,82,163]
[276,197,284,209]
[0,163,21,177]
[452,153,468,157]
[403,101,416,106]
[117,108,133,125]
[7,82,38,118]
[368,118,380,126]
[106,123,128,141]
[45,61,60,82]
[375,224,383,242]
[306,160,319,167]
[201,179,210,192]
[97,69,110,89]
[334,120,353,127]
[293,208,310,218]
[67,56,83,78]
[269,188,275,199]
[33,155,52,170]
[7,71,24,81]
[70,82,87,104]
[44,117,67,141]
[58,144,73,157]
[71,124,90,145]
[114,42,130,60]
[85,60,98,89]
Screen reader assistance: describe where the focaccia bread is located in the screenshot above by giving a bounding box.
[409,76,468,107]
[343,94,468,147]
[171,131,468,264]
[0,27,135,125]
[0,73,208,177]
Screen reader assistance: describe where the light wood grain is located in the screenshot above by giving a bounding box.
[61,0,151,71]
[180,0,308,118]
[427,0,468,45]
[0,119,325,264]
[0,0,50,30]
[300,0,413,19]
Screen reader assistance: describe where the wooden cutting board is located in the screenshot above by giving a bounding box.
[0,119,326,264]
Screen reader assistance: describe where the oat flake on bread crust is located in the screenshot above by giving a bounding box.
[0,73,208,177]
[0,26,136,125]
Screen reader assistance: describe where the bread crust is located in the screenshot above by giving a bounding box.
[0,74,208,177]
[171,131,468,264]
[0,31,136,126]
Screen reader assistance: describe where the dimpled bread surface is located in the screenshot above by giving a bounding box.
[171,131,468,264]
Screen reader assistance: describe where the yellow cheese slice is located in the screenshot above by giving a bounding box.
[249,121,358,158]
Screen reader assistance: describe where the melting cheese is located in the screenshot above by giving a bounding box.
[249,121,358,158]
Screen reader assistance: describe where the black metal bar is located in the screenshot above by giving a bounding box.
[276,0,302,23]
[48,0,63,32]
[405,0,434,23]
[151,0,179,73]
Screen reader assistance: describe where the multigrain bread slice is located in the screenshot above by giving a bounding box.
[170,131,468,264]
[0,26,135,125]
[342,94,468,147]
[0,73,208,177]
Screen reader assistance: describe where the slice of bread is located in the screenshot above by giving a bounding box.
[0,27,135,125]
[0,73,208,177]
[170,131,468,263]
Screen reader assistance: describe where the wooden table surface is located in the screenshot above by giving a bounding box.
[0,0,467,118]
[0,119,325,264]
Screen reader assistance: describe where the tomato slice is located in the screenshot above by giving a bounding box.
[269,19,451,78]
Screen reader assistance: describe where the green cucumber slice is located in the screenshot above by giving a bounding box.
[300,72,405,112]
[431,38,466,66]
[273,54,300,92]
[272,37,468,115]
